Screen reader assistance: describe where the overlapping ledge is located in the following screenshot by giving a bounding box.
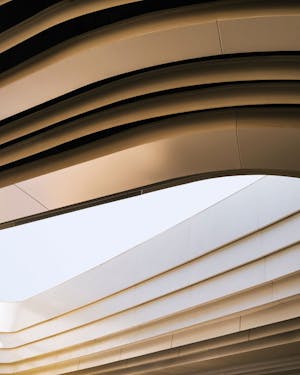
[0,176,299,373]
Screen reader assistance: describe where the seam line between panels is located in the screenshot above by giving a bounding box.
[216,20,224,54]
[235,110,243,169]
[14,184,49,210]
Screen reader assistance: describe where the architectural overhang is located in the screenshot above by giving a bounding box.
[0,0,299,226]
[0,176,299,374]
[0,1,300,373]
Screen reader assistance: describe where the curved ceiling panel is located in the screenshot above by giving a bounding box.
[0,2,299,372]
[1,1,300,117]
[0,0,299,227]
[0,0,61,33]
[0,0,190,52]
[0,176,299,374]
[1,54,299,140]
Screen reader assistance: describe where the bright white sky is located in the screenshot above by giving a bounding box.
[0,175,262,301]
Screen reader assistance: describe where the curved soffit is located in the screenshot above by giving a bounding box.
[0,0,299,227]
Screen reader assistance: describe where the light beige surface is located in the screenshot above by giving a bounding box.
[1,55,299,146]
[0,177,298,374]
[0,185,46,222]
[0,1,299,371]
[1,82,299,167]
[0,0,140,53]
[1,108,296,224]
[0,1,299,225]
[1,11,300,118]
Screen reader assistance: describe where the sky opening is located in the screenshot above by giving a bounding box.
[0,175,263,301]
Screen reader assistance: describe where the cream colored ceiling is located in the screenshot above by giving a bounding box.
[0,0,299,227]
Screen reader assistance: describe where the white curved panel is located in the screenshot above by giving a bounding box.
[0,1,299,371]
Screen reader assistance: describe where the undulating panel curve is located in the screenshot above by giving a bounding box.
[0,0,299,226]
[0,1,300,372]
[0,176,299,374]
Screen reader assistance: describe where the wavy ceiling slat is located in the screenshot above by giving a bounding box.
[0,1,299,373]
[0,0,62,33]
[0,0,213,73]
[0,81,299,169]
[0,106,298,196]
[0,53,299,141]
[2,0,223,38]
[0,1,144,53]
[0,215,297,347]
[0,0,299,227]
[1,0,298,61]
[0,205,298,368]
[1,13,299,120]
